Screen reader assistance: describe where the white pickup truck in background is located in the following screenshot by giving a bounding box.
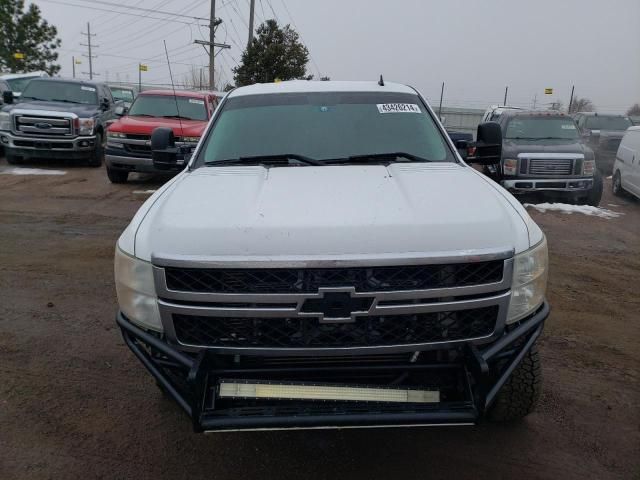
[115,80,549,432]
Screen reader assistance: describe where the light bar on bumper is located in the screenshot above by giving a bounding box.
[218,380,440,404]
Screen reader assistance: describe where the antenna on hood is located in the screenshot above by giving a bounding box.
[163,40,184,137]
[378,75,385,87]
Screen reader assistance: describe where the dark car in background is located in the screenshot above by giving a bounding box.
[0,78,120,166]
[481,111,601,205]
[573,112,633,174]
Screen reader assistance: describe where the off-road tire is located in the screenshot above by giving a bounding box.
[5,154,21,165]
[584,170,603,206]
[488,344,542,422]
[106,167,128,184]
[612,171,625,197]
[87,132,104,167]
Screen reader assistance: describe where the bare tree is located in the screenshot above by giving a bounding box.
[182,65,208,90]
[626,103,640,116]
[568,97,594,114]
[548,99,564,111]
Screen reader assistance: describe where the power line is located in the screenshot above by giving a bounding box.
[37,0,208,26]
[66,0,209,21]
[278,0,321,77]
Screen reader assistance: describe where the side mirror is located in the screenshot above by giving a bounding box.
[115,105,128,116]
[100,98,110,111]
[151,127,188,171]
[3,91,14,104]
[468,122,502,164]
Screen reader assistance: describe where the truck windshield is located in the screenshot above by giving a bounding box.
[6,77,38,92]
[110,88,134,102]
[505,117,579,140]
[21,80,98,104]
[128,95,207,121]
[584,116,632,131]
[196,91,454,165]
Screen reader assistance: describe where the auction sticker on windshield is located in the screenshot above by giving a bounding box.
[189,99,205,104]
[81,86,96,92]
[377,103,421,114]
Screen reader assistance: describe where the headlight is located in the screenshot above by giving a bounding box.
[114,247,162,331]
[76,118,95,135]
[107,131,126,138]
[0,112,10,131]
[507,237,548,324]
[503,158,518,175]
[582,160,595,176]
[179,136,200,143]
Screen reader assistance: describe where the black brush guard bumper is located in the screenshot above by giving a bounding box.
[117,302,548,432]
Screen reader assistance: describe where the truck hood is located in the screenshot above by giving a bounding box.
[3,100,100,117]
[125,163,540,263]
[502,139,593,158]
[108,115,207,137]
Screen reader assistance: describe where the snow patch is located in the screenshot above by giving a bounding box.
[132,190,157,194]
[0,167,66,176]
[524,202,623,219]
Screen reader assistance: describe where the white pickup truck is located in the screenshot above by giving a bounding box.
[115,80,549,432]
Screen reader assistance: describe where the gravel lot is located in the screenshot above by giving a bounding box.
[1,160,639,480]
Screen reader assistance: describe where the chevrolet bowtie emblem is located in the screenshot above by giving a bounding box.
[299,288,375,323]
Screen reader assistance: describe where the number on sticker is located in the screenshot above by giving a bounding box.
[377,103,421,114]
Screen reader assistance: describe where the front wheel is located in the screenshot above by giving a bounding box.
[584,170,603,206]
[5,154,21,165]
[107,167,128,184]
[87,132,104,167]
[612,171,625,197]
[488,343,542,422]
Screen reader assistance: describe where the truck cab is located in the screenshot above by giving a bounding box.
[115,80,549,432]
[105,89,220,183]
[483,110,601,205]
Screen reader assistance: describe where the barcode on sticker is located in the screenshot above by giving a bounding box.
[189,99,205,104]
[377,103,421,114]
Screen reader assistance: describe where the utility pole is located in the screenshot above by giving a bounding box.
[72,56,76,78]
[80,22,97,80]
[194,2,229,90]
[209,0,216,90]
[568,85,575,114]
[438,82,445,121]
[532,93,537,109]
[503,86,509,106]
[247,0,256,49]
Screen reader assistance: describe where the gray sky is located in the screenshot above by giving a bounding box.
[32,0,640,113]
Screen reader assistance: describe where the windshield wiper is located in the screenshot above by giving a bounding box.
[20,96,48,101]
[129,113,156,117]
[162,115,193,120]
[51,98,82,104]
[323,152,430,164]
[206,154,325,167]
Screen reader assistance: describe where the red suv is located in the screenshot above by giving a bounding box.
[105,89,221,183]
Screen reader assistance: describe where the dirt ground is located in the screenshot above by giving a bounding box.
[1,159,639,480]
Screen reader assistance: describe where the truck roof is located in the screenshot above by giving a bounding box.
[140,89,219,98]
[228,80,417,98]
[502,110,570,118]
[26,76,105,87]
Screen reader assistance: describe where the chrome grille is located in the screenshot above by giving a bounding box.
[528,158,573,176]
[154,253,514,352]
[164,261,504,294]
[14,114,73,136]
[172,307,499,348]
